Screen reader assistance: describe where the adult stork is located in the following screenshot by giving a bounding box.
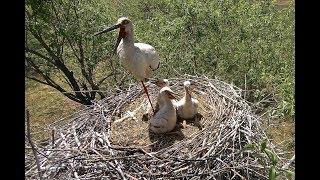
[94,17,160,113]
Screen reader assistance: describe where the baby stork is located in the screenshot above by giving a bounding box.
[176,81,199,119]
[149,86,177,134]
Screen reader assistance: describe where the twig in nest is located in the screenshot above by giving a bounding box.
[52,129,55,148]
[24,76,290,179]
[282,155,295,170]
[216,158,246,180]
[26,109,43,180]
[114,103,143,123]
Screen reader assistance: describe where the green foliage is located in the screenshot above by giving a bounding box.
[26,0,116,77]
[260,139,267,152]
[243,143,255,151]
[26,0,294,117]
[269,166,276,180]
[244,140,294,180]
[284,170,294,179]
[97,0,294,118]
[25,0,126,104]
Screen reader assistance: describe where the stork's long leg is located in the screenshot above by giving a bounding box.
[141,81,155,114]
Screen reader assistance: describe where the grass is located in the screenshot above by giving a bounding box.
[264,119,295,158]
[25,79,84,140]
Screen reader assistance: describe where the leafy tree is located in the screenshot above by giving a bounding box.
[26,0,294,118]
[25,0,119,105]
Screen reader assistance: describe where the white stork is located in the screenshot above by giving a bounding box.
[150,79,172,113]
[149,86,177,134]
[94,17,160,113]
[176,81,199,119]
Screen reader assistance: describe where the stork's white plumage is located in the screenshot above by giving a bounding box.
[150,79,176,114]
[176,81,199,119]
[94,17,160,113]
[149,86,177,134]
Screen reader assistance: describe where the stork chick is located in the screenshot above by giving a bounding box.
[149,86,177,134]
[176,81,199,120]
[151,79,169,88]
[94,17,160,113]
[151,79,173,112]
[143,79,171,121]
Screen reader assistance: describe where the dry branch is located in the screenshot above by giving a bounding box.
[26,110,43,180]
[25,76,292,179]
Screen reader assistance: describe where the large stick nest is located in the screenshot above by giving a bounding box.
[25,75,289,179]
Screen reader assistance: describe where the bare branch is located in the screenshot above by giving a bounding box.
[30,30,60,62]
[60,37,65,60]
[25,57,56,86]
[26,41,89,104]
[26,109,43,180]
[25,48,56,65]
[66,37,81,61]
[80,81,92,99]
[26,57,85,104]
[25,76,288,179]
[29,37,84,99]
[25,59,72,96]
[26,76,51,86]
[97,72,120,86]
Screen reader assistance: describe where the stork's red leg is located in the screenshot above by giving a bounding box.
[141,81,155,114]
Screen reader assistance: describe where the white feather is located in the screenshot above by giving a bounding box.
[176,81,199,119]
[116,18,160,81]
[149,87,177,134]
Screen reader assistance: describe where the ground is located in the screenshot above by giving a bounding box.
[25,79,84,141]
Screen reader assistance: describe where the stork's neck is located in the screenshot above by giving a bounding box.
[184,88,192,102]
[122,30,134,47]
[159,97,174,108]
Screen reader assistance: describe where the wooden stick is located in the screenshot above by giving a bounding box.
[26,109,43,180]
[52,129,55,148]
[282,155,295,169]
[24,76,284,179]
[216,158,246,180]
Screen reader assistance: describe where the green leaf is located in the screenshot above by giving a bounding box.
[271,153,278,166]
[243,143,255,151]
[284,170,294,179]
[264,149,278,166]
[269,166,276,180]
[260,140,267,152]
